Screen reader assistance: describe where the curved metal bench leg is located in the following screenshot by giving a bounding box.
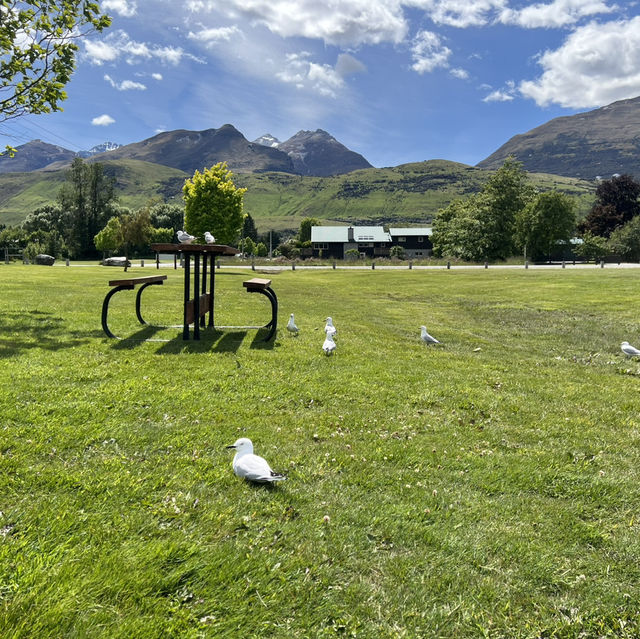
[246,286,278,341]
[102,284,133,338]
[263,286,278,341]
[135,281,162,325]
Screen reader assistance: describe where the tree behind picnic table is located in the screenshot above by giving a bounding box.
[183,162,246,246]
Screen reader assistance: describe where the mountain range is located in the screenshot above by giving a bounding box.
[3,95,640,231]
[0,126,371,177]
[478,96,640,179]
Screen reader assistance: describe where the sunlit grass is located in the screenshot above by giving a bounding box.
[1,263,640,637]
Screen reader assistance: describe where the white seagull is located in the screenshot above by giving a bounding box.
[324,317,337,337]
[225,438,286,483]
[286,313,299,335]
[323,332,336,355]
[621,341,640,357]
[420,325,440,345]
[177,230,195,244]
[204,231,216,244]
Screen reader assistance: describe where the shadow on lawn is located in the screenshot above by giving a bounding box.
[0,310,90,358]
[107,326,277,354]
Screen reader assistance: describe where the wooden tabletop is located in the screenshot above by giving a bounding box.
[151,243,238,256]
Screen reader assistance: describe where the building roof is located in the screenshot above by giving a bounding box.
[389,227,433,236]
[311,225,392,243]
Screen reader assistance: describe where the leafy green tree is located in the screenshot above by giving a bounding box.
[149,203,184,233]
[94,207,152,270]
[574,231,610,262]
[183,162,246,245]
[580,174,640,237]
[299,218,320,243]
[242,212,258,243]
[1,1,110,153]
[243,237,255,256]
[94,216,122,256]
[58,158,116,258]
[390,245,406,259]
[515,191,576,262]
[477,157,534,260]
[255,242,267,257]
[432,197,486,261]
[608,215,640,262]
[432,158,533,261]
[22,204,68,235]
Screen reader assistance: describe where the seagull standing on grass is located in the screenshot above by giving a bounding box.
[286,313,299,335]
[204,231,216,244]
[177,230,195,244]
[323,332,336,355]
[324,317,337,338]
[225,438,286,483]
[621,341,640,357]
[420,326,440,345]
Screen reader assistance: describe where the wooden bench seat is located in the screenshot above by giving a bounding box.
[102,275,167,339]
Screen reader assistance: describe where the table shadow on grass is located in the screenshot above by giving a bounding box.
[105,324,276,353]
[0,310,89,358]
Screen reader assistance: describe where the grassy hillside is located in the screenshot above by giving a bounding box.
[0,158,596,232]
[0,159,189,226]
[2,265,640,637]
[238,160,596,231]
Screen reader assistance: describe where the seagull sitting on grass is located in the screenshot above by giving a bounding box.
[225,438,286,483]
[323,332,336,355]
[286,313,299,335]
[420,326,440,345]
[177,230,195,244]
[621,341,640,357]
[204,231,216,244]
[324,317,337,338]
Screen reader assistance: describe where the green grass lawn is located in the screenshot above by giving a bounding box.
[1,264,640,638]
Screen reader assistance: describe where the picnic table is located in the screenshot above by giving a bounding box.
[149,243,278,341]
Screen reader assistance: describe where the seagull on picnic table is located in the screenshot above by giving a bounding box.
[324,316,337,337]
[225,438,286,483]
[420,325,440,345]
[621,341,640,357]
[204,231,216,244]
[177,230,195,244]
[323,332,336,355]
[286,313,299,335]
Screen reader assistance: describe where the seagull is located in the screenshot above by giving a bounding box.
[621,341,640,357]
[286,313,299,335]
[420,325,440,345]
[177,230,195,244]
[323,332,336,355]
[225,438,286,483]
[324,317,337,337]
[204,231,216,244]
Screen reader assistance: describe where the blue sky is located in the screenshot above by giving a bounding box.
[4,0,640,168]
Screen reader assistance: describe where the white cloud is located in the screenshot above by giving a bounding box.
[101,0,137,17]
[84,30,199,67]
[411,30,451,74]
[84,40,119,65]
[483,79,516,101]
[404,0,507,28]
[450,67,469,79]
[519,17,640,108]
[186,0,407,46]
[276,52,345,97]
[152,73,163,81]
[188,25,241,45]
[92,114,115,126]
[104,74,146,90]
[500,0,615,29]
